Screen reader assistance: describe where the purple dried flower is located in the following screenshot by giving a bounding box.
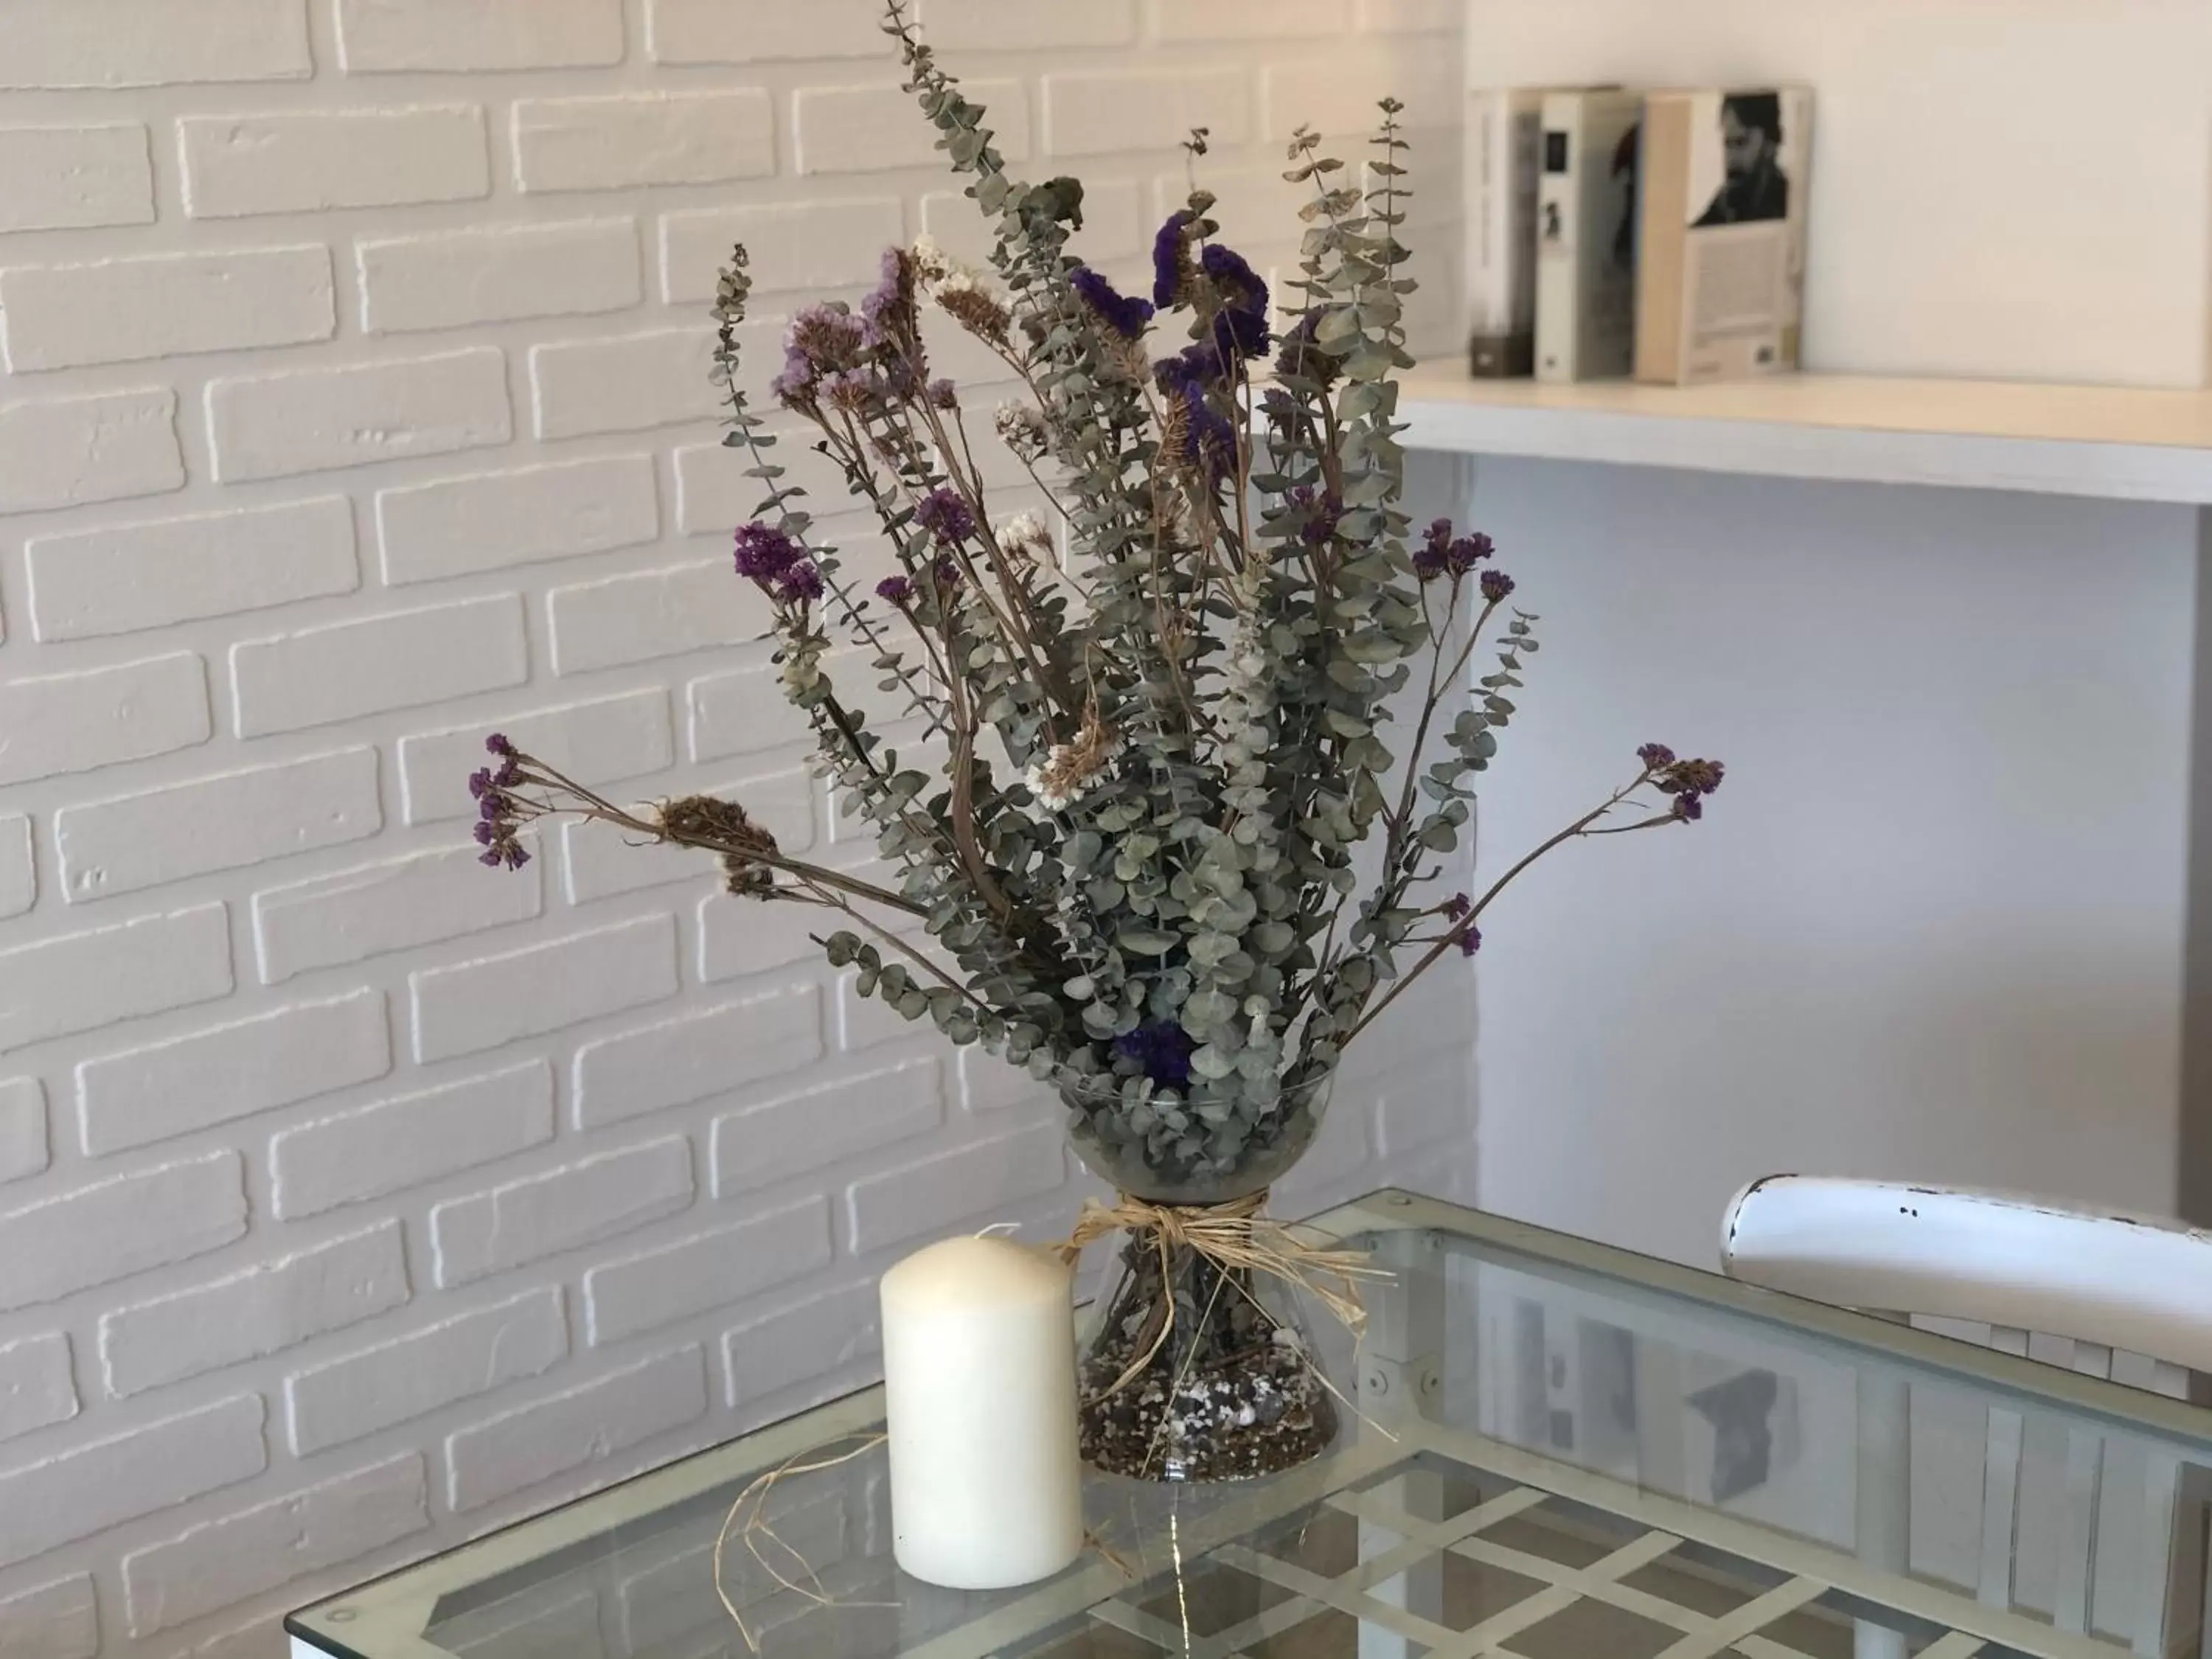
[1172,383,1237,482]
[786,303,866,371]
[1441,892,1472,922]
[1458,925,1483,958]
[876,574,915,606]
[1651,754,1725,821]
[1199,242,1268,315]
[1069,265,1155,341]
[927,378,958,409]
[1152,210,1196,308]
[821,366,876,411]
[773,560,824,605]
[1115,1020,1197,1089]
[1447,532,1494,575]
[1154,344,1217,394]
[1208,301,1271,366]
[1422,519,1453,559]
[859,246,917,347]
[1637,743,1677,771]
[1286,484,1343,546]
[733,521,801,582]
[931,554,963,591]
[467,767,493,799]
[485,733,515,758]
[1411,542,1449,582]
[1478,569,1515,603]
[914,487,975,546]
[1672,794,1704,822]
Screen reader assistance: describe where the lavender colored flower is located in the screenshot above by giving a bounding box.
[927,378,958,409]
[1422,519,1453,559]
[1152,210,1196,308]
[1154,344,1217,394]
[1441,891,1472,922]
[859,246,917,347]
[485,733,515,758]
[1458,925,1483,958]
[931,555,963,592]
[1411,538,1450,582]
[1478,569,1515,603]
[733,521,801,582]
[1672,794,1704,822]
[1116,1020,1197,1089]
[786,303,866,370]
[1171,383,1237,481]
[1637,743,1677,771]
[821,366,876,411]
[1069,265,1155,341]
[1209,301,1271,366]
[1651,755,1725,822]
[914,487,975,546]
[875,574,916,606]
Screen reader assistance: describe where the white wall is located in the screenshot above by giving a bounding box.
[1467,461,2196,1265]
[0,4,1476,1655]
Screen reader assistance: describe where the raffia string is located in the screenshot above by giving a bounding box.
[1054,1189,1390,1407]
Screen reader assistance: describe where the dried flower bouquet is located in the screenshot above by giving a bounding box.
[470,4,1722,1478]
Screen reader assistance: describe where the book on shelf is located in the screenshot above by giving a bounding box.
[1534,88,1643,383]
[1462,87,1545,378]
[1635,87,1813,386]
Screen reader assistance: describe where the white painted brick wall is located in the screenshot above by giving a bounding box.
[0,5,1472,1653]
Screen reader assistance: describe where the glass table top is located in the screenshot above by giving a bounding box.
[288,1189,2212,1659]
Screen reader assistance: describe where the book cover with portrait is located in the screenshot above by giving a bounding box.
[1635,87,1812,385]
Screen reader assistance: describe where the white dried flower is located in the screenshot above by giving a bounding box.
[1024,711,1121,813]
[996,510,1052,562]
[995,399,1049,459]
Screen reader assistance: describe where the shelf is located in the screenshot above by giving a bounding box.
[1394,364,2212,506]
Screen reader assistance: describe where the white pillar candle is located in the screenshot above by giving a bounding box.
[879,1234,1085,1590]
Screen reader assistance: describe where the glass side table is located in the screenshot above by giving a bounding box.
[289,1189,2212,1659]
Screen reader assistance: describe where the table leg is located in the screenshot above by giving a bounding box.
[1856,1368,1912,1659]
[1359,1231,1447,1659]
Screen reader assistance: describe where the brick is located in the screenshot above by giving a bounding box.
[0,126,153,233]
[432,1135,692,1287]
[845,1121,1064,1253]
[663,198,905,303]
[272,1059,552,1219]
[574,986,821,1131]
[514,92,773,194]
[232,592,527,737]
[181,106,489,218]
[1042,69,1251,157]
[207,347,511,481]
[0,247,334,374]
[0,1337,77,1445]
[0,904,231,1057]
[530,327,717,439]
[286,1289,565,1455]
[0,815,30,919]
[255,841,543,987]
[548,557,751,674]
[74,987,389,1156]
[687,661,803,763]
[1,0,307,88]
[98,1222,409,1398]
[400,689,672,824]
[1152,0,1346,38]
[0,651,207,788]
[796,80,1031,175]
[648,0,881,63]
[713,1056,941,1197]
[27,497,358,643]
[359,220,641,334]
[0,1151,245,1310]
[122,1454,427,1638]
[0,1574,97,1659]
[561,765,813,905]
[447,1346,706,1511]
[917,0,1135,45]
[959,1046,1053,1114]
[1066,176,1147,260]
[1260,50,1460,137]
[411,912,680,1064]
[0,389,181,515]
[1354,0,1458,27]
[0,1394,264,1570]
[0,1078,47,1185]
[698,891,821,984]
[721,1282,877,1408]
[339,0,624,72]
[585,1199,831,1348]
[58,748,383,905]
[378,456,658,585]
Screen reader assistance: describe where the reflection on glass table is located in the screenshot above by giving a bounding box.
[289,1189,2212,1659]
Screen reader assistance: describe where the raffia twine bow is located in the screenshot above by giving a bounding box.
[1054,1189,1391,1406]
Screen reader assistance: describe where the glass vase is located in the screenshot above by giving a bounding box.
[1060,1068,1341,1482]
